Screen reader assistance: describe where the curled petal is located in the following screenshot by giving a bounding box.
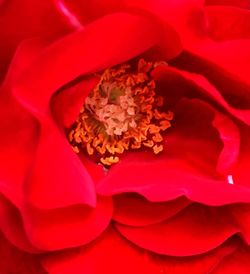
[206,6,250,41]
[116,204,238,256]
[14,12,163,116]
[0,0,72,82]
[26,122,97,209]
[153,64,250,125]
[97,152,250,205]
[205,0,250,9]
[0,193,113,251]
[170,51,250,110]
[113,194,191,226]
[211,244,250,273]
[42,226,240,274]
[0,195,39,252]
[0,35,113,251]
[0,230,45,274]
[124,0,208,45]
[189,39,250,86]
[52,75,100,128]
[54,0,83,29]
[97,97,250,205]
[22,197,113,250]
[212,110,240,175]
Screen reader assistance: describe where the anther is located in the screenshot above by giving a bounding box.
[68,59,173,167]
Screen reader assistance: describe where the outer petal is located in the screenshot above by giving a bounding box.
[231,126,250,189]
[124,0,208,45]
[113,194,191,226]
[42,227,159,274]
[205,0,250,9]
[0,21,126,251]
[0,231,45,274]
[0,0,72,82]
[14,12,163,116]
[157,64,250,125]
[188,39,250,86]
[61,0,208,47]
[0,194,39,252]
[116,204,238,256]
[206,6,250,41]
[21,197,113,250]
[170,51,250,109]
[0,38,96,210]
[212,245,250,274]
[42,226,240,274]
[230,203,250,245]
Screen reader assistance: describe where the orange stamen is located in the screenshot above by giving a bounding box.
[68,59,173,167]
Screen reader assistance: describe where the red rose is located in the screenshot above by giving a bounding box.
[1,0,250,273]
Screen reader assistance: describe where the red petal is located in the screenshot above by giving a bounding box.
[0,38,110,251]
[51,75,99,128]
[42,225,240,274]
[97,98,250,205]
[117,0,208,50]
[26,122,96,209]
[189,39,250,86]
[230,203,250,245]
[156,238,238,274]
[0,0,72,82]
[14,12,162,116]
[54,0,82,29]
[206,6,250,41]
[61,0,183,61]
[0,195,39,252]
[97,154,250,205]
[212,111,240,175]
[205,0,250,9]
[42,227,159,274]
[116,204,238,256]
[0,39,46,209]
[231,126,250,188]
[1,193,112,251]
[212,245,250,274]
[0,231,45,274]
[171,52,250,110]
[3,43,97,211]
[60,0,122,22]
[22,197,113,250]
[11,13,162,209]
[113,194,191,226]
[64,0,207,47]
[152,64,240,176]
[167,98,223,176]
[156,64,250,125]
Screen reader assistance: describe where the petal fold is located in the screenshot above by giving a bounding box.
[116,204,238,256]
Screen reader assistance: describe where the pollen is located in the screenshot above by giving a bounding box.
[68,59,173,167]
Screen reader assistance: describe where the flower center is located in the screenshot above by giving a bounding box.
[68,59,173,166]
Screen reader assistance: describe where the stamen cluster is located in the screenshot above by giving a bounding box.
[68,59,173,166]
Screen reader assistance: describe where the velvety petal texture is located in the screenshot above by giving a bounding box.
[42,227,244,274]
[1,0,250,273]
[0,0,73,82]
[0,231,45,274]
[113,195,191,226]
[0,6,165,253]
[205,0,250,9]
[116,204,238,256]
[206,6,250,41]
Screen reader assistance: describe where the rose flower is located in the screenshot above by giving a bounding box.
[0,0,250,273]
